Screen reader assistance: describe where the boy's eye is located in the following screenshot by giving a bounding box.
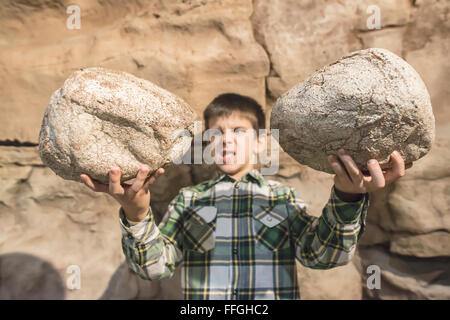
[234,128,246,134]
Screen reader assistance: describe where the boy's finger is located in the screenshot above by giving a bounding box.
[130,166,150,193]
[143,168,165,189]
[336,149,364,183]
[147,168,165,185]
[328,155,352,185]
[109,167,125,196]
[80,174,108,193]
[80,174,95,190]
[366,159,385,188]
[384,151,405,182]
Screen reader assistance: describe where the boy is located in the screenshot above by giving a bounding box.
[80,93,411,300]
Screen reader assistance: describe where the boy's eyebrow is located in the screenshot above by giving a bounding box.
[210,125,250,132]
[210,124,252,131]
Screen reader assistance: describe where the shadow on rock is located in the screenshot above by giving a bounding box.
[99,262,161,300]
[0,252,65,299]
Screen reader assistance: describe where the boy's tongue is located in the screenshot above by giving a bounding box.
[222,150,235,164]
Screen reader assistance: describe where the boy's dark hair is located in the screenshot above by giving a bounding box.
[204,93,265,131]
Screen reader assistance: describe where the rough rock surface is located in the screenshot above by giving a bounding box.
[1,0,449,300]
[38,67,196,184]
[0,145,190,300]
[0,0,269,143]
[358,124,450,299]
[271,48,435,174]
[251,0,362,98]
[360,246,450,300]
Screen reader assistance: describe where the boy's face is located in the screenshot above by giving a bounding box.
[206,111,265,179]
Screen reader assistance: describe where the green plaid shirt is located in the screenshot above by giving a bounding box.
[119,169,370,300]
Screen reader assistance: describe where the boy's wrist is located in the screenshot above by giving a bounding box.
[122,206,150,222]
[333,185,364,202]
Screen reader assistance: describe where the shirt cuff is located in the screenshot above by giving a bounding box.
[119,206,154,243]
[325,185,370,225]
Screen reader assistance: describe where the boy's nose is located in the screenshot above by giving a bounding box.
[222,129,235,145]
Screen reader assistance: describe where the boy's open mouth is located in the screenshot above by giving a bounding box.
[222,150,236,164]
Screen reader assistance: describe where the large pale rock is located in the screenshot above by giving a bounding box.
[38,67,196,184]
[271,48,435,174]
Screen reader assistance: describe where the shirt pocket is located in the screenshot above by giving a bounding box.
[183,205,218,253]
[252,200,290,251]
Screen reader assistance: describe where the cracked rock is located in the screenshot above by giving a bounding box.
[38,67,196,184]
[270,48,435,174]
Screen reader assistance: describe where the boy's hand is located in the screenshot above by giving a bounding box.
[327,149,412,195]
[80,166,165,222]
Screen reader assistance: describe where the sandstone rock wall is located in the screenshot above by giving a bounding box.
[0,0,448,299]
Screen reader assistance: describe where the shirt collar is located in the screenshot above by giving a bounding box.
[211,169,265,187]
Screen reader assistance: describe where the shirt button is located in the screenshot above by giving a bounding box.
[234,182,240,189]
[232,248,238,255]
[128,235,133,239]
[266,216,273,222]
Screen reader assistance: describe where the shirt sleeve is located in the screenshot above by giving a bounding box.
[287,185,370,269]
[119,191,186,281]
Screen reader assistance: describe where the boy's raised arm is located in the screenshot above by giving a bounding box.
[119,194,185,281]
[80,166,184,281]
[287,185,370,269]
[288,148,409,269]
